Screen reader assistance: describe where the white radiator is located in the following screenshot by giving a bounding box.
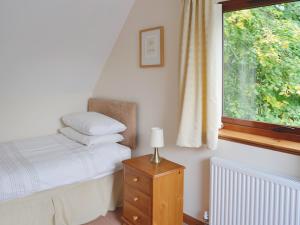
[210,157,300,225]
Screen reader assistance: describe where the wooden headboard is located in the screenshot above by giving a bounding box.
[88,98,137,150]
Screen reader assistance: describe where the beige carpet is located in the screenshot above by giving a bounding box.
[84,208,122,225]
[85,208,187,225]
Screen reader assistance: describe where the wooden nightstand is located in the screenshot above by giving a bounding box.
[122,155,185,225]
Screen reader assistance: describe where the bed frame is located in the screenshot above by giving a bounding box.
[88,98,137,150]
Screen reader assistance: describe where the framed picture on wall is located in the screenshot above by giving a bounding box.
[139,26,164,68]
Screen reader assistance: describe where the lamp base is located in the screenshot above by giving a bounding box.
[150,148,161,164]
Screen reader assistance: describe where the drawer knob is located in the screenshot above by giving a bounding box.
[133,216,139,221]
[133,197,139,202]
[133,177,139,182]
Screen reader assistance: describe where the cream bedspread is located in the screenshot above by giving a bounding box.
[0,171,122,225]
[0,134,130,202]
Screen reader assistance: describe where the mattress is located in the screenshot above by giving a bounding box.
[0,134,131,202]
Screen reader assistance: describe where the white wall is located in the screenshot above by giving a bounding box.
[0,0,135,142]
[93,0,300,219]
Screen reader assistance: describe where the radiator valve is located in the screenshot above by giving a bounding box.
[203,211,209,222]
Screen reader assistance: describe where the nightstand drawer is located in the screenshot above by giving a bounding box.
[124,167,151,195]
[124,185,151,216]
[123,202,150,225]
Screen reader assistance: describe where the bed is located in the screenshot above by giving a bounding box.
[0,98,137,225]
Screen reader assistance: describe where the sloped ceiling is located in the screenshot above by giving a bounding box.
[0,0,135,142]
[0,0,135,95]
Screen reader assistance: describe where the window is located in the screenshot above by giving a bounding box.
[221,0,300,142]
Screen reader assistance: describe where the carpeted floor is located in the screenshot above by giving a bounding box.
[85,208,187,225]
[84,208,122,225]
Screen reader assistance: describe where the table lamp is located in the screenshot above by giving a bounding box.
[150,127,164,164]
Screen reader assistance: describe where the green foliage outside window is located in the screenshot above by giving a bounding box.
[223,2,300,127]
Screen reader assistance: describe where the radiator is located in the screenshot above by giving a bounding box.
[210,157,300,225]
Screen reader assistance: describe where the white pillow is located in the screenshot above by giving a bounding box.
[62,112,126,136]
[60,127,124,146]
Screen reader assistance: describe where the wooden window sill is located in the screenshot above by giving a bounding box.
[219,129,300,156]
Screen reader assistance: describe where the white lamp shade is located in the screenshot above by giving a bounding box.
[151,127,164,148]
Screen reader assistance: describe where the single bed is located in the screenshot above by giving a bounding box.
[0,98,137,225]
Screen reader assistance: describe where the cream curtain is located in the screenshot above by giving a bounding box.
[177,0,222,149]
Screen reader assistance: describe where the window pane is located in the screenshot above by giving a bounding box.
[223,2,300,127]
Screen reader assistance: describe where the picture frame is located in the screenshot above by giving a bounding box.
[139,26,164,68]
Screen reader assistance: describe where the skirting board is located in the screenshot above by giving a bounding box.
[183,213,206,225]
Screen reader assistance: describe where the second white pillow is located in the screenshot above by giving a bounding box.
[60,127,124,146]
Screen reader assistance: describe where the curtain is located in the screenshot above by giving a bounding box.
[176,0,222,150]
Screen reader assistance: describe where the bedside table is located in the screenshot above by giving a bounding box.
[121,155,185,225]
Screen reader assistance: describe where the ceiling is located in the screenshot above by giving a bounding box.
[0,0,135,96]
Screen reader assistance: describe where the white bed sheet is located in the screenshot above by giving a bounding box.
[0,134,131,202]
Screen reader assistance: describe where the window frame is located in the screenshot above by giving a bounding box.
[221,0,298,12]
[221,0,300,143]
